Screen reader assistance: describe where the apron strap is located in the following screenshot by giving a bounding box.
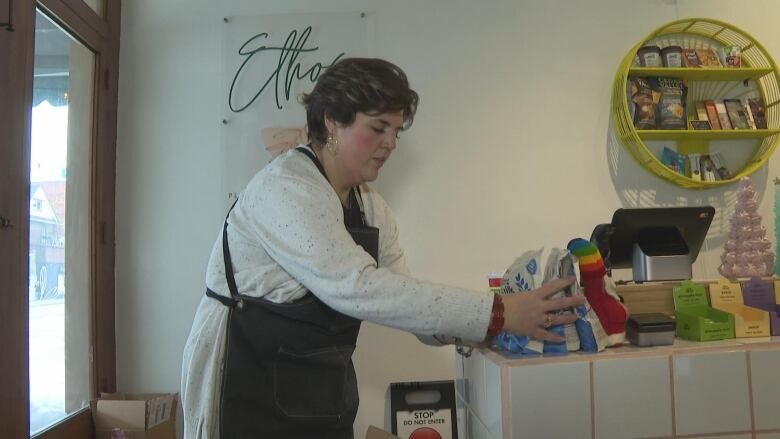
[296,146,368,227]
[207,197,241,308]
[296,146,328,182]
[210,146,373,307]
[222,197,240,299]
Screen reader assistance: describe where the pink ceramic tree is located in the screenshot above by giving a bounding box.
[720,177,776,279]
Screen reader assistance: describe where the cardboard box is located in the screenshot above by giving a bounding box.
[390,381,458,439]
[366,425,401,439]
[741,278,780,335]
[92,392,177,439]
[709,278,771,338]
[674,280,734,341]
[616,281,679,316]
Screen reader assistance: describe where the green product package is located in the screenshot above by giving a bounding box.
[673,280,734,341]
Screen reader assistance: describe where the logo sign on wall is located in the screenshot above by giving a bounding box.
[227,26,344,113]
[220,12,373,205]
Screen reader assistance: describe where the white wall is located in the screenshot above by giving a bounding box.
[115,0,780,437]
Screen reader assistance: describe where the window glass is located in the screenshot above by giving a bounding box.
[29,9,95,435]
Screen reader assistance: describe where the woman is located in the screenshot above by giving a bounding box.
[181,58,583,439]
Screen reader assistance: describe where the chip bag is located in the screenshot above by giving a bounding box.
[494,249,545,354]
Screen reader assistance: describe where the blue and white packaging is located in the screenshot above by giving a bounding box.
[494,249,544,355]
[542,248,580,353]
[571,282,609,353]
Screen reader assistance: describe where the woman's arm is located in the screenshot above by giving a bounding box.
[235,161,493,342]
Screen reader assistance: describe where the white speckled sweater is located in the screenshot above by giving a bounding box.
[180,145,492,438]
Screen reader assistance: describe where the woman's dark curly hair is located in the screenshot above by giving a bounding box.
[301,58,419,146]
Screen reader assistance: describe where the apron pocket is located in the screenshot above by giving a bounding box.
[274,345,358,421]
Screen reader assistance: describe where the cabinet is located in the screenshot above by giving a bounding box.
[611,18,780,189]
[456,339,780,439]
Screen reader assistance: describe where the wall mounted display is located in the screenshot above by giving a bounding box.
[220,12,373,207]
[612,18,780,189]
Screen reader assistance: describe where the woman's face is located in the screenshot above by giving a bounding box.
[329,111,404,186]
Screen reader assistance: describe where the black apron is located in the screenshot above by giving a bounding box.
[206,147,379,439]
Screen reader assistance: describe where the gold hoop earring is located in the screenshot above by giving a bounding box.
[325,136,339,155]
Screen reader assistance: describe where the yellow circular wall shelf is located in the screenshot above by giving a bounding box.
[612,18,780,189]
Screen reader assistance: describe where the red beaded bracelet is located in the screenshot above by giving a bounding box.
[485,294,505,339]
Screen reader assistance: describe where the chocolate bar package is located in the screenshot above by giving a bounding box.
[749,98,767,129]
[630,76,657,129]
[652,77,687,130]
[682,49,701,67]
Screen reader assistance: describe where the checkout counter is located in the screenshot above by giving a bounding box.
[455,207,780,439]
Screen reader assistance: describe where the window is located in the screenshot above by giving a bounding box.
[0,1,120,438]
[29,10,95,433]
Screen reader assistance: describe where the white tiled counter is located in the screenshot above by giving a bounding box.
[455,338,780,439]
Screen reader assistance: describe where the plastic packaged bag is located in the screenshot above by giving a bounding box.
[566,241,610,353]
[572,287,609,353]
[494,249,544,354]
[542,248,580,353]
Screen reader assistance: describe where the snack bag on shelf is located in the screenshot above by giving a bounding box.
[720,45,742,67]
[696,48,723,67]
[630,77,657,129]
[661,146,687,176]
[651,77,687,130]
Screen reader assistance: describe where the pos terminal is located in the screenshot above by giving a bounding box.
[590,207,715,282]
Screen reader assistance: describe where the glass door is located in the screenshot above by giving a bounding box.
[28,9,94,434]
[0,0,118,437]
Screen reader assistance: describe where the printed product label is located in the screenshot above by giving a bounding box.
[710,280,742,305]
[674,281,707,309]
[703,326,731,337]
[665,52,682,67]
[745,280,775,304]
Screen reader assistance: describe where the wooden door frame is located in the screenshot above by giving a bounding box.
[38,0,124,399]
[0,0,121,437]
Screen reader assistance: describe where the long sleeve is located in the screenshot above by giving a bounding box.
[362,188,485,346]
[213,148,492,342]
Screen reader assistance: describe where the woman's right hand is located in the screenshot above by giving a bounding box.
[501,277,586,342]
